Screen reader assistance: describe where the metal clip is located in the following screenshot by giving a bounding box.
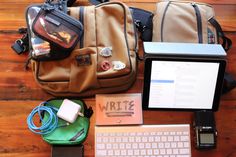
[134,20,146,33]
[11,39,27,55]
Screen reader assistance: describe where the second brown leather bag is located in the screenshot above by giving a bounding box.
[152,0,231,51]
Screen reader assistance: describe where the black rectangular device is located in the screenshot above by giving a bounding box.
[52,145,84,157]
[142,42,226,111]
[194,111,217,149]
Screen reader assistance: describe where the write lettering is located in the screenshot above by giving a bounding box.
[99,100,135,112]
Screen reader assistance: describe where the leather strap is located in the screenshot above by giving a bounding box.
[209,18,232,52]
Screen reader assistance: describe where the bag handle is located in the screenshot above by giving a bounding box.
[208,18,236,93]
[209,18,232,52]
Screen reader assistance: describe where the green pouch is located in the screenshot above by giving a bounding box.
[42,98,93,145]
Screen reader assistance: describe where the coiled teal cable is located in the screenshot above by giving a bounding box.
[27,102,59,135]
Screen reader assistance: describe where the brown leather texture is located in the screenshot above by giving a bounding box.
[152,1,217,44]
[31,2,138,97]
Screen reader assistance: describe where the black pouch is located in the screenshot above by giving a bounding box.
[32,4,83,53]
[130,7,154,41]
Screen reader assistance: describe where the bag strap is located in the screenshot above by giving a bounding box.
[222,72,236,94]
[67,0,76,6]
[208,18,235,94]
[209,18,232,52]
[89,0,109,5]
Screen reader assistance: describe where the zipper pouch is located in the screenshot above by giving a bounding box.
[42,98,93,145]
[32,5,83,52]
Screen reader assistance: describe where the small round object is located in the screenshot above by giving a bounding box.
[99,47,112,57]
[101,60,111,71]
[112,61,126,70]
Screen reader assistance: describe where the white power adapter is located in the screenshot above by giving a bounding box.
[57,99,84,123]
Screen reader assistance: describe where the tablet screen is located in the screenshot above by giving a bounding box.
[143,58,226,111]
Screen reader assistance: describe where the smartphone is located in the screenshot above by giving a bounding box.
[51,144,84,157]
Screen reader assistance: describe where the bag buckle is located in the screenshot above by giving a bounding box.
[11,33,29,55]
[11,39,27,55]
[134,20,146,33]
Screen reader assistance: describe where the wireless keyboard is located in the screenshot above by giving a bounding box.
[95,124,191,157]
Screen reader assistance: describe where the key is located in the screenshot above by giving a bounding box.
[114,150,120,156]
[121,150,127,156]
[134,149,140,155]
[179,148,190,154]
[96,144,105,149]
[128,149,134,155]
[147,149,153,155]
[107,150,113,156]
[97,150,107,156]
[141,149,146,155]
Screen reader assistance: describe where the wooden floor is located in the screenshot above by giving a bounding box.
[0,0,236,157]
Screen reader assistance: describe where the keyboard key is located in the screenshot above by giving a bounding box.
[155,136,161,142]
[165,142,171,148]
[160,148,166,155]
[178,142,184,148]
[128,149,134,155]
[181,136,189,141]
[141,149,146,155]
[171,142,177,148]
[147,149,153,155]
[112,143,118,149]
[174,136,180,141]
[148,136,154,142]
[132,143,138,149]
[151,143,158,148]
[119,143,125,149]
[166,148,172,154]
[136,136,141,142]
[159,142,164,148]
[97,150,107,156]
[161,136,167,142]
[168,136,174,141]
[134,149,140,155]
[154,149,159,155]
[96,144,105,149]
[114,150,120,156]
[126,143,132,149]
[107,150,113,156]
[173,148,179,154]
[121,149,127,156]
[139,143,145,149]
[145,143,151,149]
[106,143,112,149]
[184,142,190,148]
[129,136,135,142]
[179,148,190,154]
[142,136,148,142]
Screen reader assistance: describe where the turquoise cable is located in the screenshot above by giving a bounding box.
[27,102,59,135]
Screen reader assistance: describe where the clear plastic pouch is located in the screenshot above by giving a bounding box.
[27,6,51,58]
[32,7,83,51]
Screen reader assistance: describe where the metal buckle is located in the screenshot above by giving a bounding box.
[134,20,146,33]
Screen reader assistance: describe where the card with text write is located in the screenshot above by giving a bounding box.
[96,93,143,125]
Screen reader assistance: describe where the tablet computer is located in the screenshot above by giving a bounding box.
[142,57,226,111]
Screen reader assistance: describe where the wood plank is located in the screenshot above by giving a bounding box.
[0,1,236,31]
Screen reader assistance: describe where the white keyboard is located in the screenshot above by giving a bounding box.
[95,124,191,157]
